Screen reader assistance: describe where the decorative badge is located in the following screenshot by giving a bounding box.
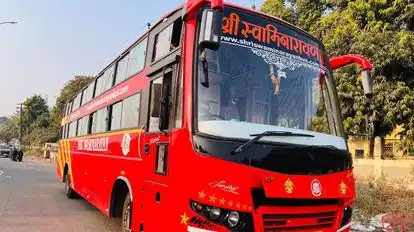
[311,179,322,197]
[284,178,294,194]
[121,133,131,156]
[340,181,347,195]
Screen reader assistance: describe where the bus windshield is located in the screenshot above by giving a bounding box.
[196,7,346,149]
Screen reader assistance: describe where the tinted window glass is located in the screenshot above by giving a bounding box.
[153,24,173,61]
[101,66,115,93]
[80,88,88,106]
[90,112,97,134]
[149,78,163,131]
[128,38,147,76]
[96,107,108,133]
[152,19,182,62]
[69,121,77,138]
[83,82,95,104]
[110,101,123,131]
[77,116,88,136]
[122,93,140,129]
[72,93,82,111]
[115,54,130,85]
[95,75,103,97]
[67,101,73,114]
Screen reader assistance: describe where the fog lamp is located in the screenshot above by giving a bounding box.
[228,211,240,228]
[209,207,221,220]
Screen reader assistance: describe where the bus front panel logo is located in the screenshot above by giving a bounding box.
[311,179,322,197]
[284,178,294,194]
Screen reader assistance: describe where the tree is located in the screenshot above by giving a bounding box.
[261,0,414,146]
[49,75,93,142]
[0,116,8,125]
[0,115,20,144]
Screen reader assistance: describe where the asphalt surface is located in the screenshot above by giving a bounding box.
[0,157,121,232]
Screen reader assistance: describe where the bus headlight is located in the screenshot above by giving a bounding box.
[190,200,253,231]
[209,207,221,220]
[228,211,240,228]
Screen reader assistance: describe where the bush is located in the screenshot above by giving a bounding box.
[354,172,414,230]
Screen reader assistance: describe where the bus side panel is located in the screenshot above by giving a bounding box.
[56,140,64,182]
[70,130,144,217]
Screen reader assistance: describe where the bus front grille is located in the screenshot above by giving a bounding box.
[262,211,337,231]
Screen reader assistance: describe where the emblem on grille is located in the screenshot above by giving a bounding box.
[284,178,294,194]
[340,181,347,195]
[311,179,322,197]
[121,133,131,156]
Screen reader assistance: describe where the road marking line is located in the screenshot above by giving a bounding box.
[0,170,4,176]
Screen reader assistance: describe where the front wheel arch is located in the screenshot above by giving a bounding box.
[110,177,133,218]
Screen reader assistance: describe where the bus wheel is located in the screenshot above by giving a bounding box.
[121,193,132,232]
[64,171,77,199]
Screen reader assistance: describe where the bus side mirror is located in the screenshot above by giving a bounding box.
[361,70,373,98]
[199,9,223,51]
[150,83,162,117]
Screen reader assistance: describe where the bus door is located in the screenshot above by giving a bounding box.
[140,66,177,230]
[136,9,183,231]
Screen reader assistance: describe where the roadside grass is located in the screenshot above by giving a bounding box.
[354,172,414,230]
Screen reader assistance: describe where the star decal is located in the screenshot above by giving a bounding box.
[228,201,233,207]
[219,198,226,205]
[236,203,241,208]
[243,205,247,210]
[198,191,206,199]
[209,194,217,203]
[180,212,190,225]
[248,206,252,211]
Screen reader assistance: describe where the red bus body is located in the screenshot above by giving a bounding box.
[56,1,370,231]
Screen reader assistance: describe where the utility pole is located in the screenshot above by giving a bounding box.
[16,103,23,150]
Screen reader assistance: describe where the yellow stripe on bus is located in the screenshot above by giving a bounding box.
[57,141,63,178]
[66,140,75,190]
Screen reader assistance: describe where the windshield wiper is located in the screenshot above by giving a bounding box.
[231,131,315,155]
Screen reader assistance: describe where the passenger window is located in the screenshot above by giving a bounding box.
[83,82,95,105]
[72,93,82,111]
[96,107,108,133]
[80,88,88,106]
[95,75,103,97]
[69,121,78,138]
[115,54,130,86]
[76,118,82,136]
[128,38,147,76]
[77,116,88,136]
[89,112,97,134]
[152,19,182,62]
[101,66,115,93]
[109,101,123,131]
[64,104,70,116]
[66,124,70,138]
[121,93,140,129]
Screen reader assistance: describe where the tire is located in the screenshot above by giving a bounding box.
[121,193,133,232]
[64,171,77,199]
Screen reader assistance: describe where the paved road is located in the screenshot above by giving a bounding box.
[0,157,120,232]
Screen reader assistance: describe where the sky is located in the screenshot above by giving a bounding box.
[0,0,261,116]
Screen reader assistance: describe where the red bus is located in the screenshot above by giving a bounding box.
[57,0,374,231]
